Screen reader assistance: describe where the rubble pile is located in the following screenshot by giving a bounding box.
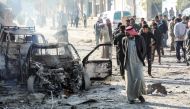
[147,83,167,95]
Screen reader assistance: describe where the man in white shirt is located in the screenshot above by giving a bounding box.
[174,16,187,63]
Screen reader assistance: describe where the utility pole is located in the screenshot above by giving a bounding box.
[92,0,97,17]
[100,0,104,13]
[80,0,84,15]
[133,0,136,15]
[121,0,124,17]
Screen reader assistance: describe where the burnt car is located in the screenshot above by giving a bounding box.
[26,43,90,93]
[0,26,47,81]
[0,26,112,93]
[27,42,112,93]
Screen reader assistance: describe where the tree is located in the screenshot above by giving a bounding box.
[177,0,190,12]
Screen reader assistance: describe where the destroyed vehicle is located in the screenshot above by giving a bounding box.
[27,43,90,93]
[27,42,112,93]
[0,26,47,81]
[0,25,46,44]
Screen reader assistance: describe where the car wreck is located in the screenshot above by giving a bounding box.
[27,43,90,94]
[0,25,47,81]
[0,25,112,94]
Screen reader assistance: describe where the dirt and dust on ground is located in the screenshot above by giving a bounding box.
[1,22,190,109]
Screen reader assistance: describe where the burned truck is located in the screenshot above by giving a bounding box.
[26,43,90,93]
[0,25,47,81]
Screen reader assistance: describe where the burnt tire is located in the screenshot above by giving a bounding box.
[27,75,36,93]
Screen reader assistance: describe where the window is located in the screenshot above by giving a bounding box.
[123,11,131,16]
[15,35,24,42]
[114,11,131,20]
[114,12,121,20]
[32,35,44,44]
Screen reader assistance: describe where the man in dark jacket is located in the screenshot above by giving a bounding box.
[155,15,165,55]
[151,23,162,64]
[140,24,156,77]
[113,22,122,38]
[113,22,122,65]
[114,25,126,79]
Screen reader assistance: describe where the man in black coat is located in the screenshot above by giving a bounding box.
[140,24,156,77]
[151,22,162,64]
[114,25,126,79]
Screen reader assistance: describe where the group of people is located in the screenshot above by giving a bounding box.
[70,13,87,28]
[94,18,113,58]
[94,13,190,104]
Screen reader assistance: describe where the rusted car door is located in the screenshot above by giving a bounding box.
[82,43,112,79]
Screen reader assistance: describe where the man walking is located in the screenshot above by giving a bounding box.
[140,24,156,77]
[159,14,169,48]
[151,23,162,65]
[114,25,126,79]
[123,26,146,104]
[174,17,187,63]
[155,16,165,55]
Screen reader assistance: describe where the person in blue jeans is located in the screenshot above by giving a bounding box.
[174,17,187,63]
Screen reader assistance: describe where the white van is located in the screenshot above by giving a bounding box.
[105,11,131,29]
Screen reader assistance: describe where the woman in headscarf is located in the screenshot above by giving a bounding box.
[122,26,146,104]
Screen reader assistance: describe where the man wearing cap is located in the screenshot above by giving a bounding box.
[114,25,126,79]
[140,24,156,77]
[122,26,146,104]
